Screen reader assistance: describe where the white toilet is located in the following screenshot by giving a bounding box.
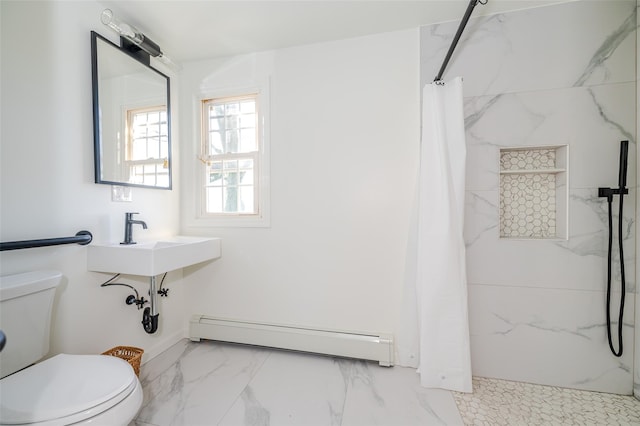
[0,270,143,425]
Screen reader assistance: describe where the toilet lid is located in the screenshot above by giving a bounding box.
[0,354,137,424]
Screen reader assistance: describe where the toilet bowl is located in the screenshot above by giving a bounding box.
[0,354,142,425]
[0,270,143,425]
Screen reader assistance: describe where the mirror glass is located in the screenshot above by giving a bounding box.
[91,31,172,189]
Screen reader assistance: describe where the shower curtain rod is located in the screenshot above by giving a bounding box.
[434,0,487,83]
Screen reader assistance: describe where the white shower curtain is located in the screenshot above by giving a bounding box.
[415,77,472,393]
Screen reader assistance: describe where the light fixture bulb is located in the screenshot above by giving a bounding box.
[100,9,143,45]
[100,8,179,70]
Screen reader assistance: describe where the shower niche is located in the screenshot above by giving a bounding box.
[499,145,568,240]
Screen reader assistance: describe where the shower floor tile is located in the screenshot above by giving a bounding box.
[133,339,640,425]
[453,376,640,425]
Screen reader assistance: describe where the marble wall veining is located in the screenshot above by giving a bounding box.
[421,1,637,394]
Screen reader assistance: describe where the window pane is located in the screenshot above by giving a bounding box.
[240,113,255,128]
[239,186,254,213]
[223,186,238,212]
[224,171,239,185]
[157,174,169,187]
[209,131,223,154]
[209,116,222,131]
[208,161,223,184]
[225,130,240,153]
[160,137,169,158]
[130,165,142,184]
[147,112,161,126]
[132,140,146,159]
[209,104,224,117]
[208,172,222,184]
[224,160,238,170]
[206,187,223,213]
[239,158,254,169]
[226,114,239,129]
[240,129,256,152]
[143,164,157,185]
[225,102,240,115]
[240,100,255,114]
[147,140,159,158]
[239,169,253,185]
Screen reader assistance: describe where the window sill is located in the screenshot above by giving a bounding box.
[187,213,270,228]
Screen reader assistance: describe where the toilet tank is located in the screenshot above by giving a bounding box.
[0,270,62,378]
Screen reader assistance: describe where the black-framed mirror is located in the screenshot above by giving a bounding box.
[91,31,172,189]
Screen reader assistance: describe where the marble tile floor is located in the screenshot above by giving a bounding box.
[132,339,640,426]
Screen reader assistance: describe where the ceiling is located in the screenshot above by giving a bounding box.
[99,1,568,64]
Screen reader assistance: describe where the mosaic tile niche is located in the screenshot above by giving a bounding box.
[499,146,567,239]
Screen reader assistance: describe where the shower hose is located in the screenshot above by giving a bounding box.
[605,192,625,357]
[602,140,629,358]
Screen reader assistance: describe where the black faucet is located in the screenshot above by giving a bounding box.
[121,212,148,245]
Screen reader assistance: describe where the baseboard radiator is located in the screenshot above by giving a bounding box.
[189,315,394,366]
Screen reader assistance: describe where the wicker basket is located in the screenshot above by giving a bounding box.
[102,346,144,377]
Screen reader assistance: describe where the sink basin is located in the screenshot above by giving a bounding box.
[87,236,221,276]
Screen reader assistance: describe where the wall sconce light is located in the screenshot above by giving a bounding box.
[101,9,177,68]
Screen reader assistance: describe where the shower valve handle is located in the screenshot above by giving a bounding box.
[598,187,628,201]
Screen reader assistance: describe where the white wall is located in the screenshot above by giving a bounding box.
[0,1,183,361]
[420,1,637,394]
[180,30,420,337]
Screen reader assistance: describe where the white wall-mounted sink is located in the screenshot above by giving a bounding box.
[87,236,221,276]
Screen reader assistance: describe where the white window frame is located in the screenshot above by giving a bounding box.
[125,105,170,187]
[193,86,270,228]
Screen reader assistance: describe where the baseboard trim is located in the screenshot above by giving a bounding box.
[189,315,394,366]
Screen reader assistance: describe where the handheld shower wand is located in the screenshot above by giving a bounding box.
[619,140,628,189]
[598,140,629,357]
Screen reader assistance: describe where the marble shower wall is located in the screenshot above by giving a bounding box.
[421,1,637,394]
[634,0,640,400]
